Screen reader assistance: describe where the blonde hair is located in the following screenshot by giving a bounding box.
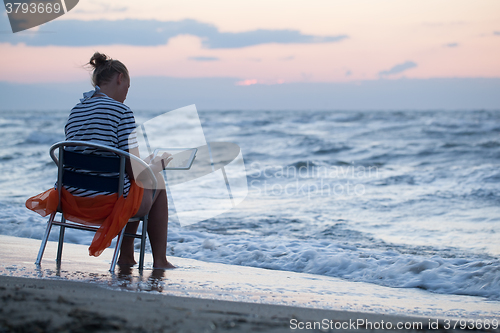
[88,52,129,87]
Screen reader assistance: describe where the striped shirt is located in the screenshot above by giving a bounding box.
[64,95,138,197]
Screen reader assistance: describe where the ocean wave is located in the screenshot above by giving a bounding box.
[484,172,500,183]
[440,142,465,148]
[165,228,500,300]
[375,174,416,186]
[313,144,352,155]
[331,112,365,123]
[288,160,320,169]
[478,141,500,148]
[3,109,500,302]
[463,189,500,203]
[18,132,64,145]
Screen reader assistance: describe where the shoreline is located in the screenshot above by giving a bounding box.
[1,235,499,332]
[0,274,471,333]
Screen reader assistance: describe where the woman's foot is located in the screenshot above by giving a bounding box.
[117,255,137,266]
[153,259,175,269]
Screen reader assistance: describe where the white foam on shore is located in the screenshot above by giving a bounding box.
[165,227,500,301]
[3,213,500,301]
[0,235,499,321]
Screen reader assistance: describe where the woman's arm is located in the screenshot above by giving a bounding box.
[125,147,172,189]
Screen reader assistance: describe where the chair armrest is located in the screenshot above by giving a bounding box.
[49,141,158,194]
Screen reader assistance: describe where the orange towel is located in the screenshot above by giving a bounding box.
[26,181,144,257]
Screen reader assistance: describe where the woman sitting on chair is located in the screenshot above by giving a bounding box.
[27,52,174,269]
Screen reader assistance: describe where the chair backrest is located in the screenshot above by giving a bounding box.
[50,141,157,199]
[61,149,125,194]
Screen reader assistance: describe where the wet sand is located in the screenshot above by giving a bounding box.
[0,275,427,333]
[0,235,499,332]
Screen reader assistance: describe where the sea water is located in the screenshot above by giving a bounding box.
[0,109,499,300]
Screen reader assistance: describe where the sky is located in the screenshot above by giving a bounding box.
[1,0,499,110]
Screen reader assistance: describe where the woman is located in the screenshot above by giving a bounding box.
[28,52,174,269]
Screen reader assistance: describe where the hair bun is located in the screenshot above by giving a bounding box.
[87,52,129,87]
[89,52,109,68]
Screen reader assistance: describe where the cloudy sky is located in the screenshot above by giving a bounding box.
[1,0,499,110]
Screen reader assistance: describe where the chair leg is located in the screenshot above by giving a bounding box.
[110,228,126,272]
[35,212,56,265]
[56,215,66,264]
[138,215,148,271]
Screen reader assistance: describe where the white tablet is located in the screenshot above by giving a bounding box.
[152,148,197,170]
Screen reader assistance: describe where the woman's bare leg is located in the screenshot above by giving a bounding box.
[118,188,151,266]
[147,189,174,269]
[117,221,139,266]
[118,185,174,269]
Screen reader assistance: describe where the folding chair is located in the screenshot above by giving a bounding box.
[35,141,157,272]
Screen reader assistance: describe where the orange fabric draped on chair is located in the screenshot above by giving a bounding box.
[26,181,144,257]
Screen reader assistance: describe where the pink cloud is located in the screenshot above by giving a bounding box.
[235,79,285,86]
[236,79,258,86]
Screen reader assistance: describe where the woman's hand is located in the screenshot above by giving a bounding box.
[148,152,173,173]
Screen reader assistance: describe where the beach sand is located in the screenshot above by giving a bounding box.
[0,235,499,332]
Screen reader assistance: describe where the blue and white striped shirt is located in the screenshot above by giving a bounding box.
[64,95,138,197]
